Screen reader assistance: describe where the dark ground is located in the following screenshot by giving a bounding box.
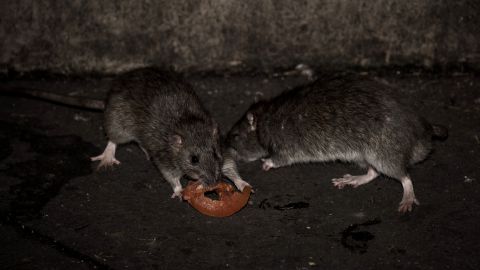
[0,70,479,270]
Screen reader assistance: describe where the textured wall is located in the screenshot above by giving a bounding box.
[0,0,479,74]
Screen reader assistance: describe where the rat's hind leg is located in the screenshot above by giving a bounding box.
[367,155,419,213]
[92,112,135,169]
[398,176,419,213]
[91,141,121,169]
[332,167,379,189]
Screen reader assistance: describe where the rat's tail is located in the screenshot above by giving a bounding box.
[0,86,105,111]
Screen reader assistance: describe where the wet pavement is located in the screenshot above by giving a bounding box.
[0,71,479,269]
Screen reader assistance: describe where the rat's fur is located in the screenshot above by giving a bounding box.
[226,75,446,212]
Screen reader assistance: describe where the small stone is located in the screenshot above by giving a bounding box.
[464,176,474,183]
[74,114,89,122]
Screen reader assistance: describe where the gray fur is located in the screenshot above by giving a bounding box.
[227,75,446,211]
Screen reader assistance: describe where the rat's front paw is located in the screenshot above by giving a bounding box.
[233,178,252,192]
[171,186,183,201]
[261,158,275,171]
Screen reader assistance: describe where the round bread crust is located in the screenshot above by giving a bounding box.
[182,181,251,217]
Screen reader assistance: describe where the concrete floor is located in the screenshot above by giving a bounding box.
[0,71,479,270]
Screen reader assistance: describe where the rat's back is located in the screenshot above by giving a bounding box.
[258,75,429,165]
[109,68,205,118]
[104,68,210,145]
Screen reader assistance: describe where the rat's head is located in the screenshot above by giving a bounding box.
[170,120,223,186]
[226,108,267,162]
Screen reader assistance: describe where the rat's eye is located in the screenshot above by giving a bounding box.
[191,155,199,164]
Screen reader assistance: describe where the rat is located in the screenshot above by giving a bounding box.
[1,67,250,198]
[226,75,447,212]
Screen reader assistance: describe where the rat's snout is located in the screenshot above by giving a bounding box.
[198,174,217,187]
[198,165,222,186]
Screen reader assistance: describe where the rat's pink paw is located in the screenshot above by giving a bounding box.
[91,141,120,170]
[332,174,370,189]
[261,158,275,171]
[91,154,121,170]
[233,179,252,192]
[171,187,183,201]
[398,197,419,213]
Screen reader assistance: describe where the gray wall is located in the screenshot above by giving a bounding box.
[0,0,479,74]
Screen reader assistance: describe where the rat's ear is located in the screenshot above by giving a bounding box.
[247,112,256,131]
[170,134,183,149]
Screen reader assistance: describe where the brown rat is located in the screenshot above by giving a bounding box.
[1,68,250,198]
[226,75,447,213]
[97,68,228,199]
